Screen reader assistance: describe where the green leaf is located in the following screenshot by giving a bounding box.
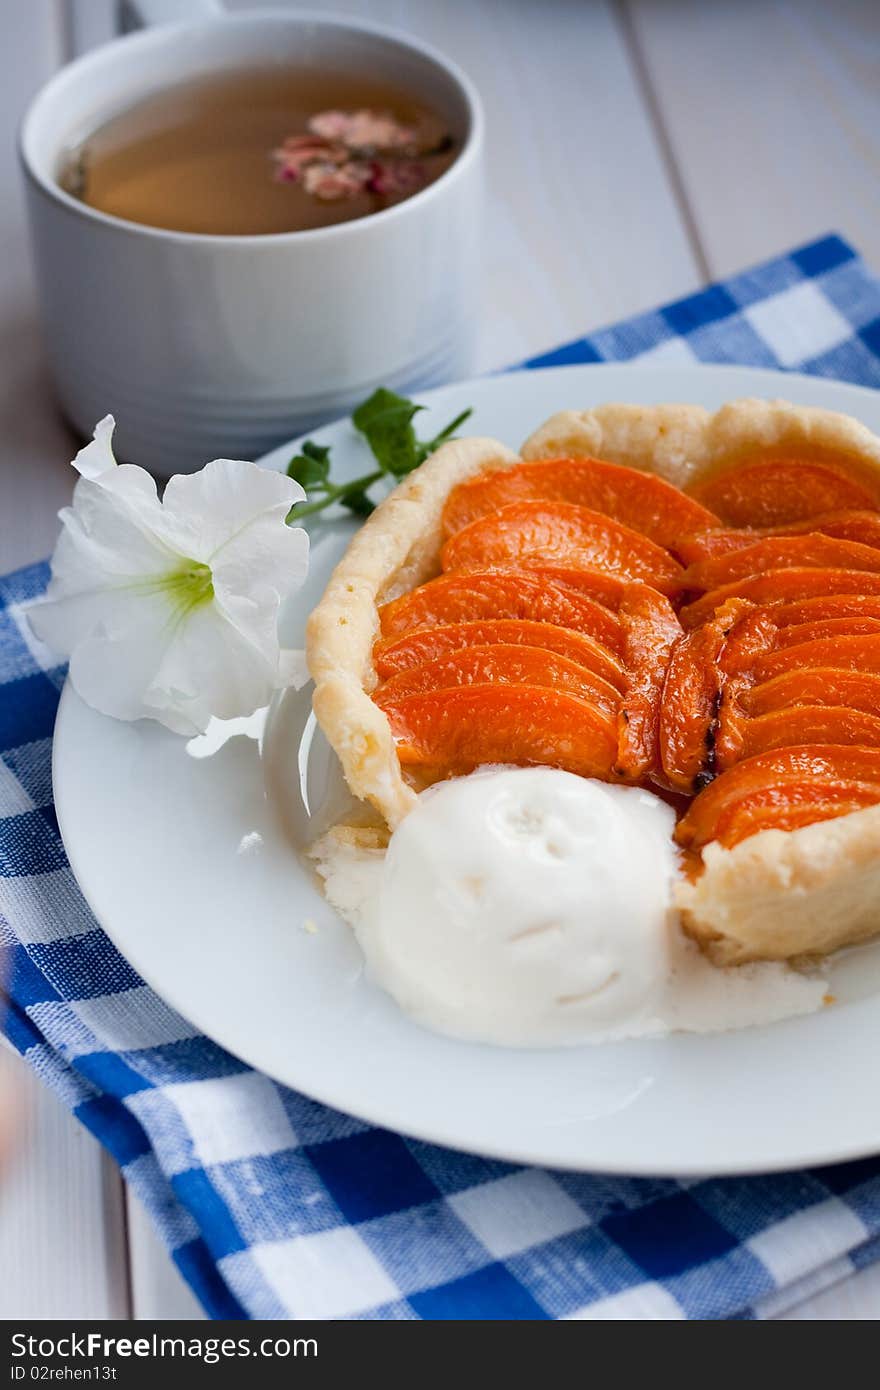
[287,439,331,491]
[341,489,376,517]
[284,389,473,527]
[352,388,424,476]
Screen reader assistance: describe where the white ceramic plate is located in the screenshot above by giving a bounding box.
[54,363,880,1176]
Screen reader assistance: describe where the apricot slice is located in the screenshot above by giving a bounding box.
[773,595,880,628]
[615,584,681,781]
[372,644,621,715]
[745,668,880,718]
[441,456,719,549]
[754,633,880,683]
[677,530,752,565]
[382,685,618,780]
[677,510,880,564]
[711,786,880,849]
[378,569,623,653]
[776,617,880,646]
[441,502,685,594]
[659,617,727,793]
[459,560,627,612]
[683,535,880,592]
[373,619,626,689]
[712,606,781,770]
[681,569,880,629]
[675,745,880,850]
[738,706,880,759]
[718,653,880,767]
[688,457,880,527]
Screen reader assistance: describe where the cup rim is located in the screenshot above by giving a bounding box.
[19,7,484,247]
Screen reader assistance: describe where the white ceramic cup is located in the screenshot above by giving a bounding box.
[20,2,483,476]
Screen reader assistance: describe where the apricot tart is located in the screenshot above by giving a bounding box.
[307,399,880,965]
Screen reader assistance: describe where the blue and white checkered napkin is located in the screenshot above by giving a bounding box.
[4,233,880,1322]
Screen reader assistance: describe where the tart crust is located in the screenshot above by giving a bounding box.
[521,397,880,490]
[675,803,880,965]
[306,399,880,963]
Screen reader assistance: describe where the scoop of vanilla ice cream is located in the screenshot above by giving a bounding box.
[355,766,678,1046]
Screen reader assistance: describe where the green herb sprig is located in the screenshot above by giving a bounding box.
[287,388,472,520]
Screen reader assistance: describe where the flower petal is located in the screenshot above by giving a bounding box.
[71,418,173,519]
[64,588,280,737]
[29,478,179,657]
[211,522,308,644]
[72,415,118,479]
[157,458,305,563]
[162,459,310,696]
[64,588,186,727]
[278,647,309,689]
[72,417,180,541]
[211,512,309,602]
[209,524,309,695]
[57,476,172,581]
[144,601,281,732]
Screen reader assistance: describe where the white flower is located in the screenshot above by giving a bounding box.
[29,417,310,736]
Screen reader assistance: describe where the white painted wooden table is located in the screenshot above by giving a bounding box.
[2,0,880,1321]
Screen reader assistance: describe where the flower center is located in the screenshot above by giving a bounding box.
[157,560,215,620]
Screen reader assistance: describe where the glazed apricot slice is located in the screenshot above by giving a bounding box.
[772,594,880,628]
[677,510,880,564]
[377,569,623,653]
[688,457,880,527]
[681,569,880,629]
[683,535,880,592]
[615,584,681,781]
[676,530,752,565]
[738,706,880,759]
[441,456,719,549]
[713,642,880,761]
[373,619,626,689]
[459,560,628,612]
[658,598,769,791]
[675,745,880,850]
[754,633,880,683]
[372,644,621,715]
[658,616,728,792]
[382,685,618,780]
[712,606,780,770]
[711,786,880,849]
[776,617,880,646]
[745,668,880,718]
[440,502,685,595]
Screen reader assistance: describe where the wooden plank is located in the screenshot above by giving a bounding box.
[0,1,78,573]
[126,1191,206,1320]
[65,0,116,53]
[0,0,129,1324]
[0,1045,129,1319]
[625,0,880,277]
